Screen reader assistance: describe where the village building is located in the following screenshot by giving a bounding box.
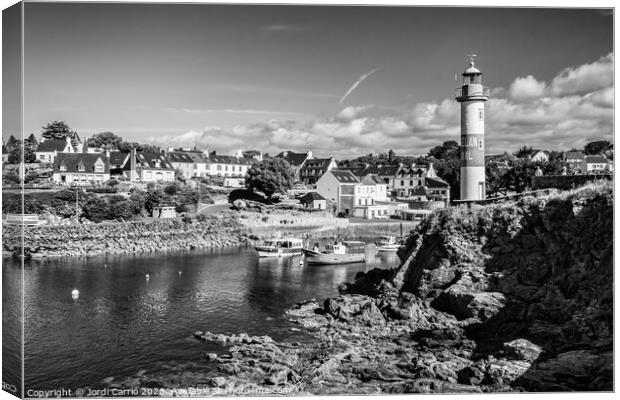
[299,157,338,185]
[584,155,613,173]
[299,192,328,211]
[205,154,254,178]
[52,153,110,186]
[530,150,550,163]
[123,150,175,182]
[276,150,312,183]
[152,206,177,219]
[35,137,74,163]
[351,174,390,219]
[316,169,358,215]
[166,151,210,179]
[564,151,585,173]
[106,151,130,177]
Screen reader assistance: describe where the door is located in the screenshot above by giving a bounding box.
[478,181,485,199]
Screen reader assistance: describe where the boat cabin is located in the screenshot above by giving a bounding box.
[263,238,304,249]
[325,241,366,254]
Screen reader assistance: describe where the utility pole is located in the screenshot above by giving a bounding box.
[75,186,79,222]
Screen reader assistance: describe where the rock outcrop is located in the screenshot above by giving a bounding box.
[180,182,612,394]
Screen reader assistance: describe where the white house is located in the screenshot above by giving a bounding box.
[123,150,175,182]
[584,155,612,173]
[52,153,110,186]
[530,150,550,163]
[316,169,358,215]
[205,154,254,178]
[35,137,74,163]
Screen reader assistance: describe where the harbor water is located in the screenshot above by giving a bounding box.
[2,244,401,391]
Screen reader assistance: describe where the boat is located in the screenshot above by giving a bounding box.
[303,241,366,265]
[254,237,304,257]
[375,236,401,252]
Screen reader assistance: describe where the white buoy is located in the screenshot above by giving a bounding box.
[299,260,303,265]
[71,288,79,300]
[178,271,182,275]
[145,274,150,280]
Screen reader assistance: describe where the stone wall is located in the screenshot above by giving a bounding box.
[3,215,245,258]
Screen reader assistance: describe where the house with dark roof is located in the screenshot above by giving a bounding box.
[52,153,110,186]
[564,151,585,173]
[275,150,312,182]
[122,150,176,182]
[105,151,130,176]
[299,192,327,211]
[425,177,451,202]
[299,157,337,185]
[35,137,74,163]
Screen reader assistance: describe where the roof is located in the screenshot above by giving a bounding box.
[565,151,585,160]
[277,151,308,167]
[136,152,175,170]
[329,169,360,184]
[53,153,109,174]
[426,177,450,188]
[300,192,326,202]
[584,155,609,164]
[108,151,129,166]
[342,164,400,177]
[167,151,195,163]
[301,158,333,170]
[359,174,383,185]
[36,139,70,152]
[208,154,254,165]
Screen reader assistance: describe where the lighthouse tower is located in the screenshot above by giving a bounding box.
[456,55,489,201]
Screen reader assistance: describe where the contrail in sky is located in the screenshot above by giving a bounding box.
[339,68,379,106]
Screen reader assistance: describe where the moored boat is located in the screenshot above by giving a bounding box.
[254,237,304,257]
[375,236,401,252]
[303,241,366,265]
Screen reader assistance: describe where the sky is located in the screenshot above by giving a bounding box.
[2,2,614,158]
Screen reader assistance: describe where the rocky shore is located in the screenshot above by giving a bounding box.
[177,182,612,394]
[2,214,245,258]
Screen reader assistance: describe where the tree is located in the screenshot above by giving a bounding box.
[41,120,76,140]
[7,143,22,164]
[246,158,295,199]
[513,146,534,159]
[388,149,396,163]
[428,141,459,160]
[81,197,109,223]
[88,132,123,149]
[584,140,612,155]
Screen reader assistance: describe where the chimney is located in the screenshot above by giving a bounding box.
[130,147,137,181]
[307,150,313,159]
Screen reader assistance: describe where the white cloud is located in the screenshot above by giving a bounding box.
[549,53,613,97]
[509,75,546,101]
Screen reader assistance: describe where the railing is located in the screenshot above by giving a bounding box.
[455,86,490,99]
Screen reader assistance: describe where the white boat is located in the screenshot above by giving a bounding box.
[254,237,304,257]
[375,236,401,252]
[303,241,366,265]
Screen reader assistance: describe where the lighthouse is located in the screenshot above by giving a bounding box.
[456,55,489,200]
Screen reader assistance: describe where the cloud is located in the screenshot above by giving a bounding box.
[509,75,546,101]
[549,53,613,97]
[148,53,613,157]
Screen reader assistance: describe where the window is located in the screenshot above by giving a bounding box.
[409,180,413,186]
[77,163,85,172]
[479,108,484,121]
[40,155,45,160]
[400,180,404,186]
[217,165,222,171]
[59,164,67,172]
[95,165,103,173]
[478,139,483,150]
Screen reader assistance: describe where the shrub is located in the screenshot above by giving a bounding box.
[164,184,178,195]
[196,213,208,222]
[228,188,268,204]
[182,215,192,224]
[107,179,119,187]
